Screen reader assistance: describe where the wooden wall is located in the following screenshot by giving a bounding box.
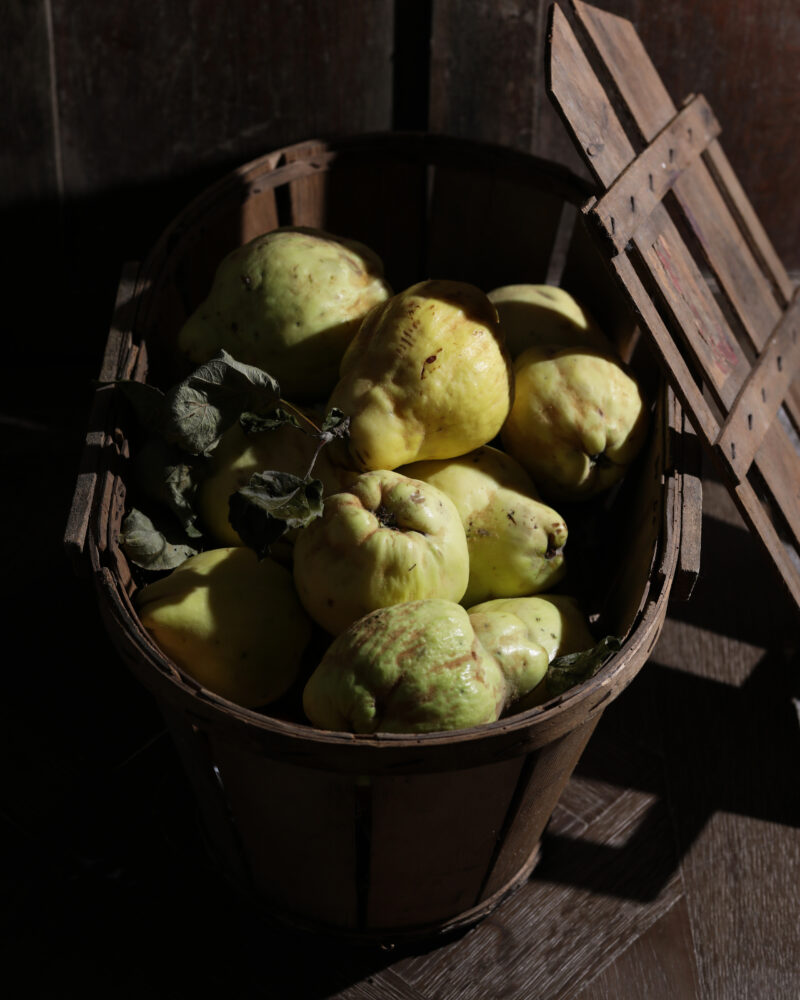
[3,0,798,366]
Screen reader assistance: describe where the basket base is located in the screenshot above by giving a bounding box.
[205,820,542,947]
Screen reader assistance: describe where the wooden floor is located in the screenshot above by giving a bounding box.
[5,364,799,998]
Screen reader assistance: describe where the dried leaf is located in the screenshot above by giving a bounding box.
[120,508,199,571]
[229,470,324,558]
[163,350,281,455]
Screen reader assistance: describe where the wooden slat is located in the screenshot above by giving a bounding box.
[64,263,140,566]
[589,95,721,253]
[547,4,635,188]
[635,212,748,407]
[703,141,795,308]
[574,0,800,438]
[574,0,785,351]
[608,249,720,445]
[715,288,800,477]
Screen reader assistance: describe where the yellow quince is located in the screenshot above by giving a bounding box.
[292,469,469,635]
[177,227,392,401]
[327,279,513,471]
[467,593,596,710]
[399,445,567,605]
[488,283,611,357]
[136,546,312,708]
[501,344,649,500]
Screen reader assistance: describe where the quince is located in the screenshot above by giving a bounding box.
[136,546,312,708]
[399,445,567,605]
[177,227,392,401]
[302,599,510,733]
[292,469,469,635]
[467,594,595,710]
[197,409,356,546]
[327,279,513,470]
[488,284,611,356]
[501,343,648,500]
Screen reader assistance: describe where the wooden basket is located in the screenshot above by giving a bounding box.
[66,131,695,943]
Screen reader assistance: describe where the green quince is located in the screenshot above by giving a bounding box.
[467,593,596,710]
[488,283,611,357]
[302,599,510,733]
[501,343,649,501]
[292,470,470,635]
[399,445,567,605]
[327,279,513,471]
[136,546,312,708]
[177,227,392,401]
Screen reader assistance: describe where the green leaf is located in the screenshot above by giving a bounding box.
[163,350,281,455]
[228,470,324,558]
[132,438,203,538]
[546,635,622,698]
[120,508,199,571]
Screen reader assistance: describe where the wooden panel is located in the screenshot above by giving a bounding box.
[481,716,599,898]
[367,759,525,929]
[430,0,584,175]
[50,0,394,195]
[0,0,59,207]
[575,1,789,379]
[210,739,360,929]
[426,163,566,289]
[589,95,721,253]
[549,0,800,609]
[715,289,800,477]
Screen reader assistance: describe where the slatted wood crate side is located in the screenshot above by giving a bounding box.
[547,0,800,610]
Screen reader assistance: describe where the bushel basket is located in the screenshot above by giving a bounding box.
[67,131,693,943]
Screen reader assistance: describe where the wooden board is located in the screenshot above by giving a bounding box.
[547,0,800,610]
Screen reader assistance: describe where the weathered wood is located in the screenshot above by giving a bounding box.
[715,288,800,478]
[549,0,800,610]
[64,263,140,565]
[588,95,721,253]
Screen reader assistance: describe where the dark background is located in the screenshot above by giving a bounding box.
[2,1,799,997]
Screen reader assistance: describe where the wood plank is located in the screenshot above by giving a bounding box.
[547,4,635,188]
[704,140,795,306]
[610,250,720,444]
[589,95,721,253]
[209,739,361,930]
[367,760,525,929]
[635,212,748,408]
[575,897,701,999]
[430,0,584,175]
[715,288,800,477]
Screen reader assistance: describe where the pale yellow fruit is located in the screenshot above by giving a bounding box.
[197,411,357,546]
[399,445,567,605]
[177,227,392,401]
[136,547,312,708]
[501,344,648,500]
[467,593,595,709]
[328,279,513,471]
[292,469,470,635]
[488,284,610,357]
